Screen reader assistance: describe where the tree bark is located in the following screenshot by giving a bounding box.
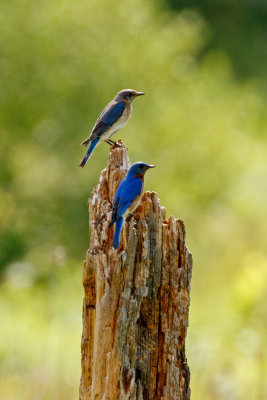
[80,143,193,400]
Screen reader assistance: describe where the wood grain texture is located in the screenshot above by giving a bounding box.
[80,143,192,400]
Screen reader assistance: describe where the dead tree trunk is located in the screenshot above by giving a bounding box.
[80,143,193,400]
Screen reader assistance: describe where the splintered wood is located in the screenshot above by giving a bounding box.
[80,144,193,400]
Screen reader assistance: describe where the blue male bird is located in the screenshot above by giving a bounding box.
[80,89,144,167]
[109,162,155,249]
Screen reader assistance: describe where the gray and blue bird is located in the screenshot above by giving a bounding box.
[80,89,144,167]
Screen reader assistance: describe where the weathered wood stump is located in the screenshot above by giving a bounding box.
[80,143,193,400]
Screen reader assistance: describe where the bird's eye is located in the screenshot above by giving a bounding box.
[128,92,133,97]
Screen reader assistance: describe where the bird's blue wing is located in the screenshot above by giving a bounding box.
[110,177,143,225]
[90,101,126,140]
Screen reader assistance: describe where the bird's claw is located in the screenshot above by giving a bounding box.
[113,141,123,148]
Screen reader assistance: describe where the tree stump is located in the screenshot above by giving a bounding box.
[79,143,193,400]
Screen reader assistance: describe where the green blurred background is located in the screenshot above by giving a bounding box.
[1,0,267,398]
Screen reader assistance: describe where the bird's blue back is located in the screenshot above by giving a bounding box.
[91,101,126,139]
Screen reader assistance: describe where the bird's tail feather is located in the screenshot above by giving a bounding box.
[79,137,99,167]
[113,217,124,249]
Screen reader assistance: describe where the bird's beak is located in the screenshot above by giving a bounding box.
[135,91,145,96]
[146,164,155,169]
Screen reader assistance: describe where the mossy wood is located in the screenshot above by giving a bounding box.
[79,144,193,400]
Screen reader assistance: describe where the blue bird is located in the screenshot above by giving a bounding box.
[109,162,155,249]
[80,89,144,167]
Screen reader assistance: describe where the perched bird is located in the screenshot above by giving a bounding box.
[109,162,155,249]
[79,89,144,167]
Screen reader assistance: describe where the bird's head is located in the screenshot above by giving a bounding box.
[128,162,155,179]
[115,89,145,103]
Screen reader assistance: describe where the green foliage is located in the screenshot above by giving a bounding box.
[0,230,26,274]
[0,0,267,399]
[162,0,267,80]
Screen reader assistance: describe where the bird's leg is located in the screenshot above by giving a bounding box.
[105,139,114,146]
[105,139,123,147]
[109,139,123,147]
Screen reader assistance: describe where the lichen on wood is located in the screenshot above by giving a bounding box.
[80,143,193,400]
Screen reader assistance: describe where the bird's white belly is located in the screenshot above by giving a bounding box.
[109,118,127,136]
